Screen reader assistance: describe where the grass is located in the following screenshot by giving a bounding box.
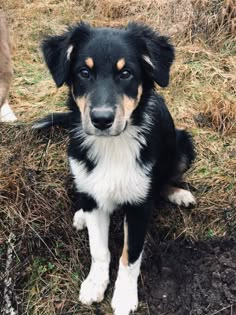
[0,0,236,314]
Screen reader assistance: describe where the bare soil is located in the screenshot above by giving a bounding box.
[140,237,236,315]
[108,211,236,315]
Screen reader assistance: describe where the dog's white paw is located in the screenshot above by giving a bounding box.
[168,188,196,207]
[112,276,138,315]
[73,209,86,230]
[0,102,17,122]
[79,262,109,305]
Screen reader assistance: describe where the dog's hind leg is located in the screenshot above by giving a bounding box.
[162,129,196,207]
[79,209,110,305]
[174,129,196,179]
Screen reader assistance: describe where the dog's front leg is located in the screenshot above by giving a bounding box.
[112,203,151,315]
[79,209,110,305]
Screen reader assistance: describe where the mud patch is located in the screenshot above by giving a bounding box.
[140,238,236,315]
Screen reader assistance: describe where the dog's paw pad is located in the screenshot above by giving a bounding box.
[73,209,86,230]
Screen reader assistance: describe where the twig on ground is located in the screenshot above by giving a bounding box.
[211,304,236,315]
[1,232,16,315]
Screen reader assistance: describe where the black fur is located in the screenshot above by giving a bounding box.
[125,201,152,264]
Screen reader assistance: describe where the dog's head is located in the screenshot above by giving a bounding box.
[42,22,174,136]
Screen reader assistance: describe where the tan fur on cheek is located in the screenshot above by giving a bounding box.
[121,221,129,266]
[137,84,143,103]
[123,84,143,119]
[75,96,87,115]
[123,95,136,119]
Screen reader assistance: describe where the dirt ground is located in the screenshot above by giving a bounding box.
[141,237,236,315]
[107,209,236,315]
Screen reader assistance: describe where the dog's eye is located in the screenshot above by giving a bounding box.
[79,68,90,79]
[120,69,132,80]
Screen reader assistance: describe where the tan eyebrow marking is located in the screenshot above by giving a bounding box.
[85,57,94,69]
[117,58,126,70]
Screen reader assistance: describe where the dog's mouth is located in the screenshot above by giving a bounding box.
[84,128,124,137]
[82,115,127,137]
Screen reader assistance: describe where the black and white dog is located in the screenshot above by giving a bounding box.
[34,22,196,315]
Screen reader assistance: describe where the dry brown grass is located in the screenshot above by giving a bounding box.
[0,0,236,314]
[78,0,236,41]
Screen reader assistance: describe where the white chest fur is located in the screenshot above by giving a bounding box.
[69,127,152,212]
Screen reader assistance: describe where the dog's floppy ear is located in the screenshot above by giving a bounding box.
[41,22,90,87]
[127,23,175,87]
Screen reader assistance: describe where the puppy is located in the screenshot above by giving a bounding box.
[0,12,16,122]
[34,22,196,315]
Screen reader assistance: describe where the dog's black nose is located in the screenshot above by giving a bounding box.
[90,109,115,130]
